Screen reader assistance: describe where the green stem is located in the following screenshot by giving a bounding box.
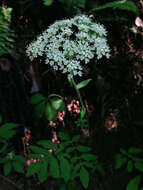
[71,78,90,129]
[71,78,85,110]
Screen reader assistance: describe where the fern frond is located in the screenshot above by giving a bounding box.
[0,6,15,56]
[89,0,138,14]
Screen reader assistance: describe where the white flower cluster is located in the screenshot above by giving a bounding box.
[26,15,110,79]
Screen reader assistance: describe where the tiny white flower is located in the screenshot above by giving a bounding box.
[26,14,110,78]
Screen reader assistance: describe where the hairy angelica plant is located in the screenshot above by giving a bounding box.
[26,15,110,127]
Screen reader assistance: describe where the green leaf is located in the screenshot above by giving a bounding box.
[29,154,44,160]
[120,148,128,155]
[49,97,65,111]
[26,162,41,177]
[79,167,89,189]
[128,147,142,154]
[115,154,127,169]
[80,107,86,119]
[43,0,53,6]
[37,140,57,149]
[134,162,143,172]
[37,159,48,182]
[74,162,82,172]
[14,155,27,163]
[83,162,94,168]
[76,79,92,90]
[65,147,75,154]
[30,93,45,104]
[45,102,57,121]
[89,0,138,14]
[3,162,12,175]
[0,123,18,139]
[126,175,141,190]
[127,160,133,173]
[0,140,8,153]
[71,156,80,164]
[60,157,71,182]
[30,145,50,156]
[76,146,91,152]
[13,161,24,173]
[49,156,59,178]
[58,132,70,141]
[72,135,80,142]
[35,102,46,118]
[81,154,97,161]
[62,153,71,159]
[73,0,86,8]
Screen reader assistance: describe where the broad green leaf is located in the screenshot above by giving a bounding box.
[30,93,45,104]
[49,97,65,111]
[72,135,80,142]
[26,162,41,177]
[37,159,48,182]
[35,102,46,118]
[14,155,27,163]
[127,160,133,173]
[49,156,59,178]
[30,145,50,156]
[76,79,92,90]
[134,162,143,172]
[115,154,127,169]
[45,102,57,121]
[128,147,142,154]
[13,161,24,173]
[79,167,89,189]
[43,0,53,6]
[76,146,91,152]
[3,161,12,175]
[60,157,71,182]
[81,154,97,161]
[37,140,57,149]
[126,175,141,190]
[58,132,70,141]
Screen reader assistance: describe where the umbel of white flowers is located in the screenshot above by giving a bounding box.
[26,15,110,79]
